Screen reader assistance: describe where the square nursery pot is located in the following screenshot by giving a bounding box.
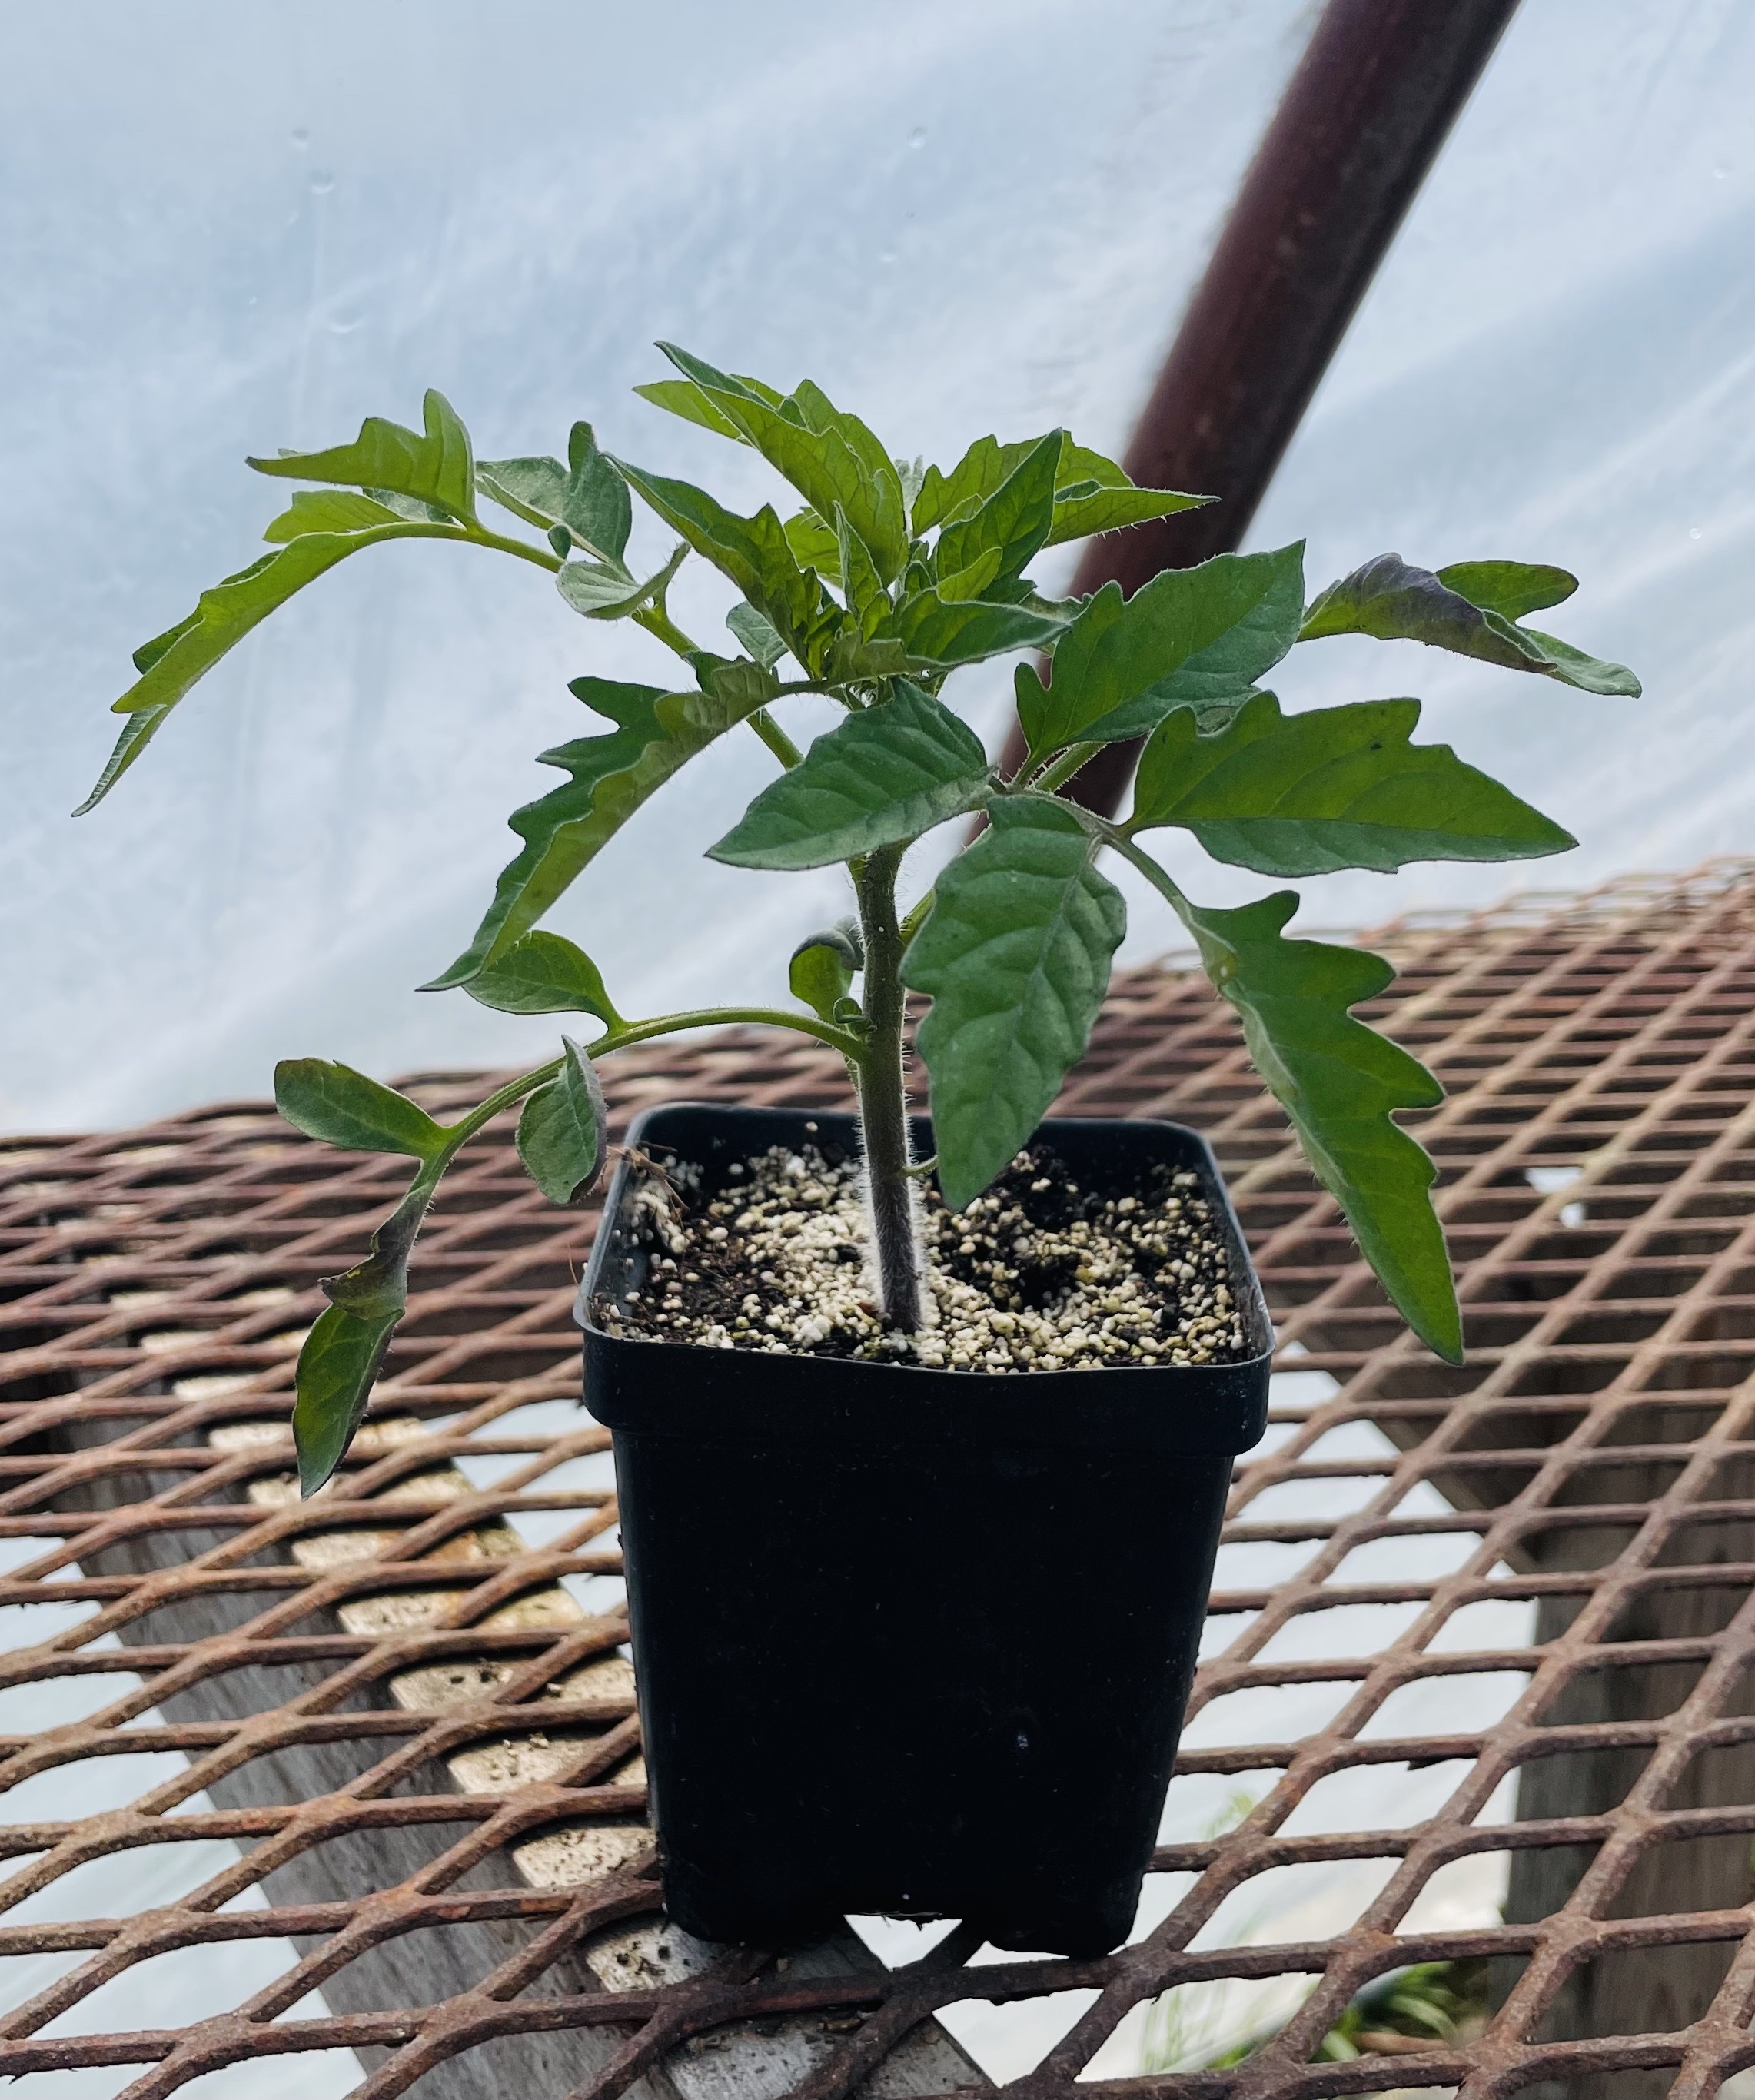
[578,1104,1271,1957]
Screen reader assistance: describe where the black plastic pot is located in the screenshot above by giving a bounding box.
[579,1105,1271,1957]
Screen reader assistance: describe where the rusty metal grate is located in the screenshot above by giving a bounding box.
[0,860,1747,2099]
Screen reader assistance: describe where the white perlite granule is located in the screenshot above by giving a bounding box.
[595,1138,1248,1373]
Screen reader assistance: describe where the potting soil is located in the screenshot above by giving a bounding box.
[593,1136,1250,1371]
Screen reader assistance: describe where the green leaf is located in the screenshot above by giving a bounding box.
[789,922,863,1020]
[294,1304,401,1496]
[726,600,787,669]
[248,389,477,522]
[293,1161,441,1493]
[1168,885,1460,1361]
[556,540,686,621]
[710,680,990,870]
[274,1058,447,1159]
[263,490,401,542]
[1299,553,1640,696]
[835,506,890,633]
[83,523,441,809]
[73,704,175,817]
[783,507,843,584]
[906,796,1126,1210]
[933,430,1063,586]
[1129,691,1575,875]
[477,421,632,563]
[1434,560,1576,622]
[429,674,777,985]
[656,345,909,583]
[889,583,1068,669]
[911,435,1037,533]
[516,1040,607,1204]
[464,931,622,1024]
[1016,543,1306,758]
[1042,440,1212,547]
[614,460,828,662]
[633,376,754,443]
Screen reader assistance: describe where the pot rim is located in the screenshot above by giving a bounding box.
[575,1100,1275,1385]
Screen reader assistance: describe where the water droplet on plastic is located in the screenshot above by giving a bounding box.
[1687,525,1703,540]
[291,127,309,150]
[879,245,897,265]
[908,127,927,150]
[310,169,334,194]
[327,311,364,336]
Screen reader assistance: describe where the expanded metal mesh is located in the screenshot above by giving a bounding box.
[0,861,1747,2099]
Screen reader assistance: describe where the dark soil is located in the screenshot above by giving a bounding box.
[593,1134,1250,1372]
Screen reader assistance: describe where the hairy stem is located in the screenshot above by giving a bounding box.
[854,845,925,1331]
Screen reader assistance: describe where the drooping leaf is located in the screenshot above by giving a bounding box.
[464,931,622,1024]
[1129,691,1575,875]
[906,796,1125,1210]
[790,922,863,1019]
[710,680,990,870]
[1299,553,1640,696]
[888,583,1068,669]
[933,430,1062,586]
[1166,883,1460,1361]
[428,675,776,985]
[516,1039,607,1204]
[726,600,788,669]
[294,1304,401,1496]
[263,490,402,542]
[656,345,908,583]
[83,523,438,809]
[274,1059,447,1158]
[556,540,686,621]
[477,421,633,563]
[1016,543,1306,758]
[293,1160,443,1494]
[613,460,829,663]
[248,389,477,521]
[1434,560,1576,623]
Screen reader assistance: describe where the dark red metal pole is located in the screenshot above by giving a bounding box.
[1003,0,1524,817]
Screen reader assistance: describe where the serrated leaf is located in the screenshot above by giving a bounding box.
[1299,553,1640,696]
[477,421,631,562]
[1041,438,1210,547]
[889,585,1068,669]
[1129,691,1575,875]
[614,460,829,663]
[248,389,476,521]
[911,435,1038,533]
[429,675,777,985]
[710,680,990,870]
[516,1040,607,1204]
[906,796,1125,1210]
[274,1058,447,1158]
[263,490,402,542]
[789,922,862,1020]
[933,430,1062,586]
[84,523,437,809]
[464,931,621,1024]
[1434,560,1576,622]
[1017,543,1306,758]
[1165,884,1459,1362]
[726,601,787,669]
[556,540,686,621]
[656,345,908,583]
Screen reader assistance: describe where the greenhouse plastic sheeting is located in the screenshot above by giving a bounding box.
[1,0,1750,1131]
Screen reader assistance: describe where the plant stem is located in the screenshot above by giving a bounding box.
[748,710,803,767]
[853,844,925,1331]
[1027,739,1102,795]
